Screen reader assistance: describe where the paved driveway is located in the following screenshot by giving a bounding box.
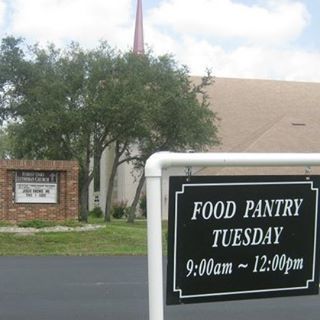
[0,256,319,319]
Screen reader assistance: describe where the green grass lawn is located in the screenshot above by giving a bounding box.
[0,219,168,256]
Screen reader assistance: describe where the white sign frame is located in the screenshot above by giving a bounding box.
[145,152,320,320]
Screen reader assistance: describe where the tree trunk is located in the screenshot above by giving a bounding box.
[79,182,89,222]
[127,173,145,223]
[79,145,93,222]
[104,150,120,222]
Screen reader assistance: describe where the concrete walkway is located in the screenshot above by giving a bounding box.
[0,224,105,234]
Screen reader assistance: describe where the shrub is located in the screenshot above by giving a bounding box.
[18,219,56,229]
[61,220,83,228]
[89,206,103,218]
[112,201,128,219]
[0,220,14,227]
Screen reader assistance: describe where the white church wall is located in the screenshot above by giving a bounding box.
[117,161,138,206]
[89,144,141,214]
[89,145,115,213]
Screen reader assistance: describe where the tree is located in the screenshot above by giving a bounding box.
[0,38,129,221]
[0,39,94,220]
[126,55,220,223]
[101,52,155,222]
[98,51,219,222]
[0,37,220,223]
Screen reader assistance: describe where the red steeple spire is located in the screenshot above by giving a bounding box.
[133,0,144,54]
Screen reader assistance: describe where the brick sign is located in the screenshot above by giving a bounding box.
[15,171,58,204]
[167,176,320,305]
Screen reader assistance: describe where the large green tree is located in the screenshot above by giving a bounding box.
[98,52,152,222]
[101,52,220,222]
[0,37,220,223]
[125,54,220,222]
[0,37,132,221]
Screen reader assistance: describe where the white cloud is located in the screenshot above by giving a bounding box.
[144,24,178,55]
[148,0,309,45]
[143,1,320,82]
[174,37,320,82]
[2,0,320,83]
[9,0,134,48]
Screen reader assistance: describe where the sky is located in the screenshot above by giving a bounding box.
[0,0,320,82]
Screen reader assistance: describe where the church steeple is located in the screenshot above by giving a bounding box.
[133,0,144,54]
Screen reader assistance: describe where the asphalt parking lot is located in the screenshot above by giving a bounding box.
[0,256,319,320]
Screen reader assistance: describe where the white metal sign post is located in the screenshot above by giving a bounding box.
[145,152,320,320]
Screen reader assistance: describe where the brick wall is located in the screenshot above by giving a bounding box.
[0,160,79,222]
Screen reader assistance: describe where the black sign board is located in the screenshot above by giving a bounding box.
[167,176,320,305]
[15,171,58,183]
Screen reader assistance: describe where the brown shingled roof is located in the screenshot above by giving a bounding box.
[196,77,320,175]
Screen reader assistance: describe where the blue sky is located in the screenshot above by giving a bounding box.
[0,0,320,82]
[296,0,320,49]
